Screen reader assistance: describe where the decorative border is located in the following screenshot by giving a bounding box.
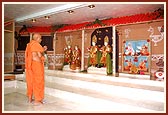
[14,52,65,66]
[151,54,164,61]
[48,54,64,66]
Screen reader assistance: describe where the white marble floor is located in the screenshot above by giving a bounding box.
[4,89,161,113]
[3,70,166,113]
[4,91,80,112]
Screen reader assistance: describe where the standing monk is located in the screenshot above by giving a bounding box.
[25,33,45,105]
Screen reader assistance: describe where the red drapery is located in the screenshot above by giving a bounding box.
[21,11,163,34]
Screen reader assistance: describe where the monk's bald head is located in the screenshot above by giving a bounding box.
[32,33,42,43]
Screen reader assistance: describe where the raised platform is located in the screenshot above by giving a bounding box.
[62,65,81,72]
[4,74,15,80]
[87,66,107,75]
[3,70,165,112]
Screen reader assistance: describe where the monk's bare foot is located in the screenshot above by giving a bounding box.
[41,99,47,104]
[33,101,43,106]
[27,98,33,103]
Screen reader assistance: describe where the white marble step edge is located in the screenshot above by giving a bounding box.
[13,75,165,104]
[44,70,165,88]
[45,75,165,103]
[15,81,157,112]
[15,70,164,88]
[14,73,165,103]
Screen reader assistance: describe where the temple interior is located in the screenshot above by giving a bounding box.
[3,2,166,113]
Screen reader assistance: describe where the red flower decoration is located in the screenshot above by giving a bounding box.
[146,53,150,56]
[158,73,163,76]
[125,60,128,62]
[134,59,138,62]
[140,71,145,75]
[147,39,150,42]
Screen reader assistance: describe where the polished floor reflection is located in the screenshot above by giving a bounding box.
[3,70,165,113]
[4,90,160,113]
[4,92,78,112]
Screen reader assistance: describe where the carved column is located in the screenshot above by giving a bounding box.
[112,26,119,77]
[81,30,85,71]
[53,32,56,70]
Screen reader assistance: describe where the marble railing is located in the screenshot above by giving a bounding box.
[14,51,64,67]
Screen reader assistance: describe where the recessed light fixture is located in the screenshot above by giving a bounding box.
[44,16,50,19]
[32,19,36,22]
[67,10,74,14]
[88,4,95,9]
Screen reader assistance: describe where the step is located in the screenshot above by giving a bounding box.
[13,81,158,112]
[43,75,164,102]
[4,74,15,80]
[15,71,164,101]
[8,70,165,112]
[44,81,164,111]
[16,70,164,90]
[13,78,164,111]
[44,70,164,92]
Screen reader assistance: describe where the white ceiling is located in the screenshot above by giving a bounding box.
[3,2,164,27]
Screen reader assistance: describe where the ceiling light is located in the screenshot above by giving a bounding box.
[44,16,50,19]
[16,4,87,22]
[88,5,95,9]
[67,10,74,14]
[32,19,36,22]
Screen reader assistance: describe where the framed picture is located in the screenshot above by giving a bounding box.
[122,39,150,74]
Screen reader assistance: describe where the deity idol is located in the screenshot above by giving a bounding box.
[64,45,73,65]
[99,36,112,74]
[87,35,99,67]
[71,45,81,70]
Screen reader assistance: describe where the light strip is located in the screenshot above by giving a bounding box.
[16,4,88,22]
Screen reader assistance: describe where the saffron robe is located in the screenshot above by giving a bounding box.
[25,40,44,102]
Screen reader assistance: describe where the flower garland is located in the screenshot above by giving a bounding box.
[51,24,68,32]
[148,8,164,20]
[86,18,106,27]
[22,9,164,33]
